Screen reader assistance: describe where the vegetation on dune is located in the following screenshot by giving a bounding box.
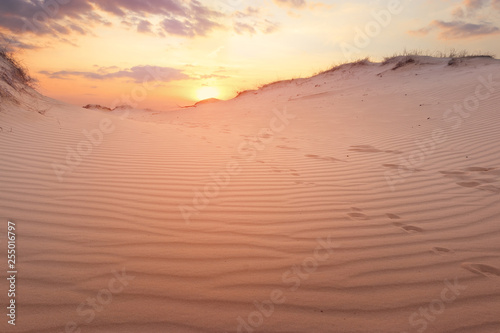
[319,49,497,74]
[447,54,495,66]
[382,56,417,70]
[0,46,33,88]
[322,57,371,74]
[233,50,497,99]
[382,49,495,69]
[0,42,35,106]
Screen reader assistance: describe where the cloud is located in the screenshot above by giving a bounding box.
[0,33,39,51]
[234,22,256,35]
[69,23,86,35]
[273,0,307,8]
[0,0,96,35]
[263,19,280,34]
[91,0,186,17]
[410,20,500,39]
[112,0,224,37]
[160,18,220,37]
[410,0,500,40]
[246,7,260,15]
[0,0,281,43]
[12,40,39,50]
[0,0,223,39]
[160,18,194,37]
[464,0,489,11]
[167,0,223,37]
[452,0,490,18]
[40,65,190,83]
[137,20,153,34]
[451,7,465,19]
[232,6,280,35]
[96,65,120,73]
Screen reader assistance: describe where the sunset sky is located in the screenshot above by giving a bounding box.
[1,0,499,109]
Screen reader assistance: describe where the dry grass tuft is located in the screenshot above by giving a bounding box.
[0,46,33,88]
[322,57,371,74]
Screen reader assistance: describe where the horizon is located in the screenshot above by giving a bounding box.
[1,0,499,110]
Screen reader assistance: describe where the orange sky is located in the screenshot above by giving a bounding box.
[1,0,499,110]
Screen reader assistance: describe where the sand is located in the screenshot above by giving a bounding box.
[1,55,500,333]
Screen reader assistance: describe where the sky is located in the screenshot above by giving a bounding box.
[1,0,499,110]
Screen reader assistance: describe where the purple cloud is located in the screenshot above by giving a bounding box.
[92,0,186,16]
[40,65,190,83]
[411,20,500,39]
[410,0,500,40]
[0,0,220,38]
[233,6,280,35]
[464,0,489,11]
[0,0,280,46]
[160,18,194,37]
[160,14,221,37]
[137,20,153,34]
[234,22,256,35]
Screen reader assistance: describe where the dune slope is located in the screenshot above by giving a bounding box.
[1,56,500,333]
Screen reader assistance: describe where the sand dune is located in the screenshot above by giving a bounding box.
[1,55,500,332]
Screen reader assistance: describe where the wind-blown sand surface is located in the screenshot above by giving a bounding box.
[1,56,500,333]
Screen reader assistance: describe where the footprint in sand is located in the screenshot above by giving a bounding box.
[349,145,402,154]
[476,178,497,184]
[386,214,423,233]
[485,169,500,176]
[401,225,424,233]
[271,167,301,177]
[321,156,340,162]
[392,222,423,233]
[461,263,500,277]
[383,164,404,169]
[431,247,454,255]
[440,171,467,176]
[276,145,298,150]
[477,185,500,193]
[457,181,481,188]
[466,167,495,172]
[348,212,369,220]
[349,145,381,153]
[440,167,500,193]
[383,164,422,172]
[305,154,340,162]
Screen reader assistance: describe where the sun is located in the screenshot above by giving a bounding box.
[196,86,220,101]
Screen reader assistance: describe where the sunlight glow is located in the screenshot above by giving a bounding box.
[196,86,220,101]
